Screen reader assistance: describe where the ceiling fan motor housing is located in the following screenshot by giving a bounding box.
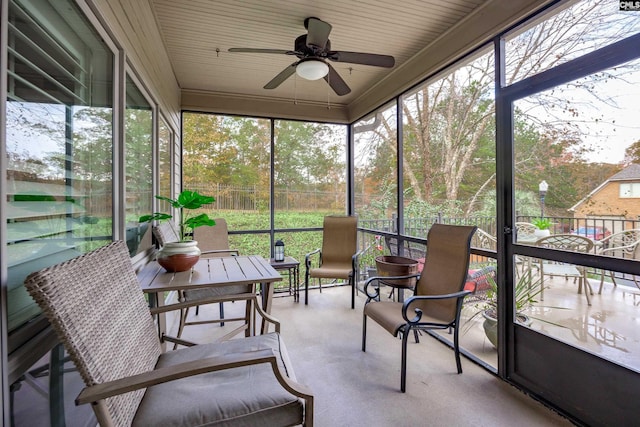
[294,35,330,56]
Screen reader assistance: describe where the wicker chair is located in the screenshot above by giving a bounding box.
[362,224,477,392]
[25,240,313,426]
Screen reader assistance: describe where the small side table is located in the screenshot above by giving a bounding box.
[270,257,300,302]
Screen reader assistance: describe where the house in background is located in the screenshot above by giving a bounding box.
[570,163,640,231]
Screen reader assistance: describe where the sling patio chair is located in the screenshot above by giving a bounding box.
[24,240,313,426]
[153,220,243,341]
[176,219,241,335]
[304,215,361,309]
[362,224,477,392]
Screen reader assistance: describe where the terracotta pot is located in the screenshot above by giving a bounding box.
[375,255,419,289]
[157,241,201,272]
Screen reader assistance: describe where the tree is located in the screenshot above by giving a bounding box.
[361,0,639,217]
[624,140,640,165]
[182,113,347,200]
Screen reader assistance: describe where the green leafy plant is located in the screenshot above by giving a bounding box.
[465,267,567,335]
[480,269,543,320]
[139,190,216,241]
[532,217,552,230]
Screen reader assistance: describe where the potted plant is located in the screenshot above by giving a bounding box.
[532,217,552,237]
[139,190,216,271]
[468,269,544,348]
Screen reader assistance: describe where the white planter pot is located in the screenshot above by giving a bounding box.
[534,229,551,238]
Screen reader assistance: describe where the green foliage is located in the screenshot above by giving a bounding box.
[624,141,640,164]
[364,181,397,219]
[465,268,567,333]
[220,210,332,260]
[475,189,550,220]
[404,198,464,218]
[531,217,552,230]
[483,269,543,316]
[139,190,216,241]
[465,269,544,334]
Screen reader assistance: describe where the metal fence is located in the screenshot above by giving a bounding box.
[361,215,640,239]
[190,183,345,211]
[186,184,640,237]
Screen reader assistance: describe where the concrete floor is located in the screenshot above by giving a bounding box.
[19,271,638,426]
[172,286,574,427]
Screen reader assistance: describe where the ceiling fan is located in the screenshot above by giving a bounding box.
[228,17,395,96]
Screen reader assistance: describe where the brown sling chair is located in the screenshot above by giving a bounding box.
[304,215,359,308]
[362,224,477,392]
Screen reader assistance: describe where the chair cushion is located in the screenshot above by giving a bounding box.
[132,332,303,427]
[364,301,405,335]
[364,301,452,336]
[309,264,352,279]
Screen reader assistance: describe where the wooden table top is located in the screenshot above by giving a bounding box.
[138,255,282,293]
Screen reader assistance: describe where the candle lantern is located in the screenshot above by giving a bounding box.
[274,239,285,262]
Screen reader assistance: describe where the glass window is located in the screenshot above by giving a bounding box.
[505,0,640,84]
[125,76,153,255]
[5,0,114,337]
[514,57,640,237]
[272,120,347,264]
[158,116,172,203]
[354,102,398,231]
[398,49,497,367]
[513,54,640,369]
[353,102,398,292]
[182,113,271,235]
[402,49,496,238]
[619,183,640,198]
[273,120,347,229]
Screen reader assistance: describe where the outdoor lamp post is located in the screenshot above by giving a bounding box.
[274,239,285,262]
[539,180,549,218]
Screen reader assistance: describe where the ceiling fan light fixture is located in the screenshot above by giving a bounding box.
[296,59,329,80]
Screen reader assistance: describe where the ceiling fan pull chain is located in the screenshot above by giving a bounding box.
[294,73,298,104]
[326,73,331,109]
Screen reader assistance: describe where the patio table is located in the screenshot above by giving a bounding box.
[138,255,282,346]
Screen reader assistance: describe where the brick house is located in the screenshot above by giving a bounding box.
[569,164,640,226]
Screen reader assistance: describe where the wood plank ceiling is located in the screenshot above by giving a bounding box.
[149,0,549,122]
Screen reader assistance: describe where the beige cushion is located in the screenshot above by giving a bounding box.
[364,301,452,336]
[309,264,352,279]
[133,332,303,426]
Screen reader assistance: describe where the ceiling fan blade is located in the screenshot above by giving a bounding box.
[228,48,294,55]
[324,64,351,96]
[305,17,332,49]
[329,51,395,68]
[264,63,297,89]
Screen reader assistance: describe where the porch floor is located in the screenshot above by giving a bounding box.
[171,284,574,427]
[16,273,639,426]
